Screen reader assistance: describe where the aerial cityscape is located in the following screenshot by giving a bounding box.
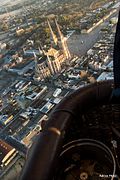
[0,0,120,179]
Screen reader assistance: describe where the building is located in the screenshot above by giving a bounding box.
[26,85,47,100]
[34,20,71,81]
[47,48,63,74]
[5,136,27,155]
[47,55,61,74]
[0,115,13,126]
[34,49,65,80]
[47,47,65,63]
[0,139,18,168]
[16,28,25,36]
[34,55,51,81]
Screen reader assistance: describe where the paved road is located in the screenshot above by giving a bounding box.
[67,11,119,57]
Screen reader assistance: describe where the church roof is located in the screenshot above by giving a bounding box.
[47,48,59,57]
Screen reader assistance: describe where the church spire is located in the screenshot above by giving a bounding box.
[47,19,58,46]
[55,19,71,59]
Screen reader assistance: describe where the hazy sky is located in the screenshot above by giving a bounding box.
[0,0,22,5]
